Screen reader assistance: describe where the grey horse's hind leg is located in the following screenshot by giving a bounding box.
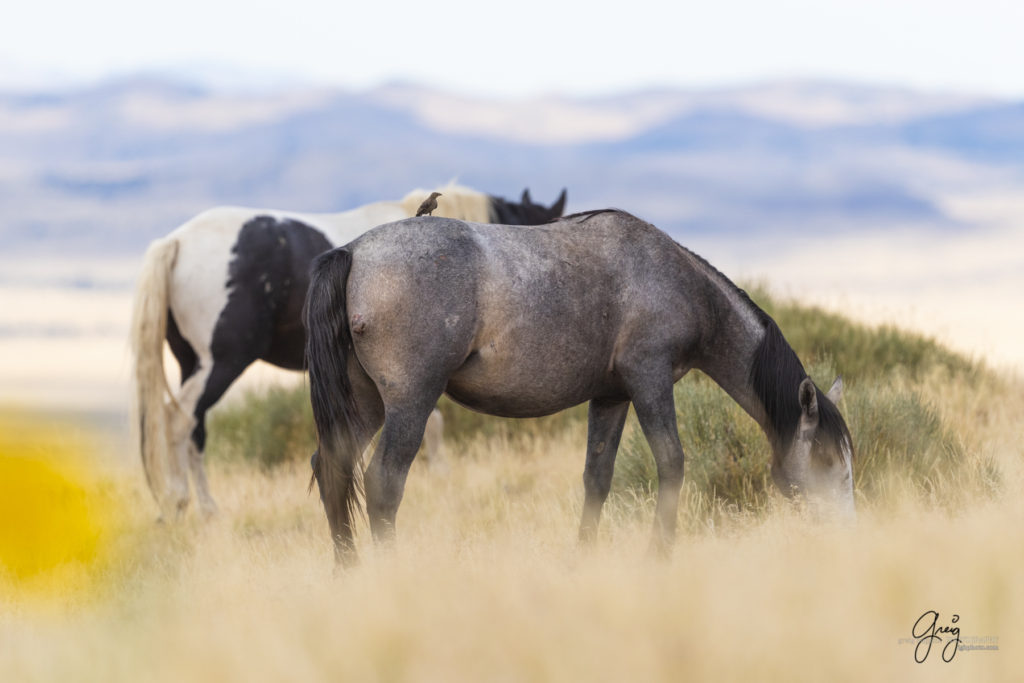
[579,398,630,544]
[363,395,442,544]
[311,360,385,563]
[626,377,685,558]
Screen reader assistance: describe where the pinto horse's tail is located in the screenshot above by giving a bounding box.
[304,247,366,563]
[129,236,188,517]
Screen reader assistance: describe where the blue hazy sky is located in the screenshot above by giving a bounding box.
[3,0,1023,97]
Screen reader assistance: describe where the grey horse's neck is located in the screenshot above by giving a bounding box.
[676,246,777,441]
[698,299,773,436]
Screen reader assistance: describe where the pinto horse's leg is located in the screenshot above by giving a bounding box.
[579,398,630,544]
[165,316,200,520]
[363,395,441,545]
[165,365,210,518]
[186,359,250,518]
[625,375,685,559]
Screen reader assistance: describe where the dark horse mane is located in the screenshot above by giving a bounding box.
[555,208,627,223]
[749,318,851,460]
[673,238,852,461]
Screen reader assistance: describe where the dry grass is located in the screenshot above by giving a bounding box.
[2,364,1023,682]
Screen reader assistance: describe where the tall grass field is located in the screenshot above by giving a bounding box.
[2,288,1021,681]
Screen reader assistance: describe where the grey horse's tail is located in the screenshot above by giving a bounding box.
[304,247,365,559]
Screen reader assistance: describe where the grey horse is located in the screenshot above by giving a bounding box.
[304,209,854,564]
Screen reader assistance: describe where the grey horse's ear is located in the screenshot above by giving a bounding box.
[798,377,818,420]
[521,188,532,205]
[826,376,843,404]
[549,188,567,217]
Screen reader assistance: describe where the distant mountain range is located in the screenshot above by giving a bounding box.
[1,77,1021,255]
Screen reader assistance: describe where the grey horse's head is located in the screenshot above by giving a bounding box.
[771,376,855,520]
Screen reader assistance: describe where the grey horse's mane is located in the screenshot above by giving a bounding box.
[554,208,626,223]
[750,320,852,460]
[673,239,852,460]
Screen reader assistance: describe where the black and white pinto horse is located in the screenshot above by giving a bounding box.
[131,185,567,520]
[304,210,854,564]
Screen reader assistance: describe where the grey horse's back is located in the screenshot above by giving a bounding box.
[343,212,710,417]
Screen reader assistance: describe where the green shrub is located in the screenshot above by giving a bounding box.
[206,383,316,469]
[843,381,964,498]
[613,375,770,509]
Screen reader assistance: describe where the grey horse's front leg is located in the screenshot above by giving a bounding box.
[627,378,685,559]
[579,398,630,544]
